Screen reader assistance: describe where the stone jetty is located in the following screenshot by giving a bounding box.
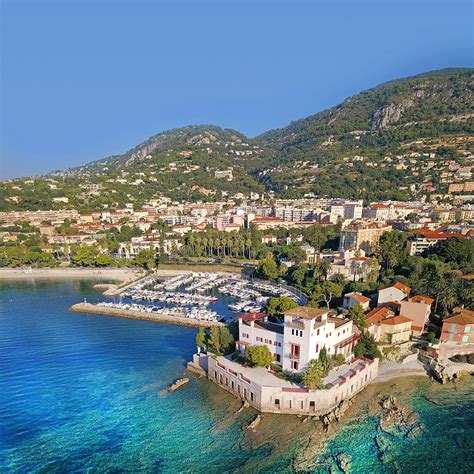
[69,302,223,328]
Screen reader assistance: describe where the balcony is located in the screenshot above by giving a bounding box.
[286,319,305,330]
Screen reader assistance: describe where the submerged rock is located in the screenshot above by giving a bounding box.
[159,378,189,395]
[334,452,352,473]
[247,414,262,430]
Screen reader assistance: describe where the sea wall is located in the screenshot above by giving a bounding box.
[69,302,223,328]
[202,355,379,416]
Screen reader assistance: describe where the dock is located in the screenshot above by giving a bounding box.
[69,302,224,328]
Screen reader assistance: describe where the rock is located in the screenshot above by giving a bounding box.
[159,378,189,395]
[334,453,352,473]
[405,423,425,440]
[247,414,261,430]
[235,401,250,415]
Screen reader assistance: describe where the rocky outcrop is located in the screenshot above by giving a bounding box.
[159,378,189,395]
[334,453,352,473]
[247,414,262,430]
[370,94,421,129]
[320,398,354,432]
[425,356,474,384]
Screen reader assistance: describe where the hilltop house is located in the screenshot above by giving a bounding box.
[237,306,360,373]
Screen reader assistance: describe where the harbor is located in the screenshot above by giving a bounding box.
[69,271,307,326]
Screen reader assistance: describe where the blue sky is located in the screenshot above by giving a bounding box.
[1,0,472,179]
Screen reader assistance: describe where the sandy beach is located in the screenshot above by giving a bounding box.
[0,267,145,284]
[374,359,428,383]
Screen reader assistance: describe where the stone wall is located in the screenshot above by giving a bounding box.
[205,356,379,416]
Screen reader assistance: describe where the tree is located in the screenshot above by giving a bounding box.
[425,237,474,274]
[71,246,99,267]
[245,345,274,367]
[208,326,221,354]
[218,326,235,354]
[266,296,297,319]
[311,281,343,308]
[95,253,115,267]
[347,304,367,329]
[376,231,407,275]
[287,244,306,265]
[196,328,207,353]
[332,353,346,367]
[133,249,157,270]
[354,331,381,360]
[256,256,280,280]
[302,359,326,390]
[318,346,330,376]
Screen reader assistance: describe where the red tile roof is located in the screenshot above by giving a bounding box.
[443,308,474,325]
[382,315,412,326]
[237,312,268,322]
[409,295,434,305]
[380,281,411,294]
[365,307,393,325]
[346,292,370,304]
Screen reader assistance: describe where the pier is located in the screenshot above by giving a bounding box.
[69,302,224,328]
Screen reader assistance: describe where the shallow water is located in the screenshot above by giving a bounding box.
[1,279,473,473]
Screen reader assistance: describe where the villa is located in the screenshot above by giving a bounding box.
[237,306,360,372]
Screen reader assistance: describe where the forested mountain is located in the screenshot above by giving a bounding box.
[253,68,474,200]
[1,68,473,211]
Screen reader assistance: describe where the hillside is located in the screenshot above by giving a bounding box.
[1,68,473,212]
[254,68,474,200]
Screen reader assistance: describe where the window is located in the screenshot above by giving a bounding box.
[275,398,280,406]
[465,326,471,333]
[291,344,300,358]
[256,337,263,342]
[315,344,319,353]
[291,360,299,370]
[275,354,281,363]
[317,329,320,336]
[451,323,456,332]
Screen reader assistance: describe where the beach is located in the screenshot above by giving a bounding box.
[0,267,145,283]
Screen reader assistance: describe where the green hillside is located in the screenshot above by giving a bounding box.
[1,68,473,211]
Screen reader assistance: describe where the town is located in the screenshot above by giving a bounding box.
[2,192,472,416]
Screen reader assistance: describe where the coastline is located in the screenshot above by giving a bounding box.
[0,267,145,283]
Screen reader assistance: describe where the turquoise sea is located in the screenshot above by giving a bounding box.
[1,279,473,473]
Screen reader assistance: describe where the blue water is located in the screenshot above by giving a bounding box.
[1,279,473,473]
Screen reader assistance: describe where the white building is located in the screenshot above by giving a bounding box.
[237,306,359,373]
[377,282,411,305]
[343,292,371,310]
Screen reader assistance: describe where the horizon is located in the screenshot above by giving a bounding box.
[1,0,473,179]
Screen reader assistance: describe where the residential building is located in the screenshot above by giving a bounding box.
[399,295,433,336]
[406,228,468,256]
[365,307,412,344]
[440,308,474,343]
[343,292,370,310]
[339,221,392,253]
[377,282,411,305]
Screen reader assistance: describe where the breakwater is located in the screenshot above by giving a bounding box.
[69,302,224,328]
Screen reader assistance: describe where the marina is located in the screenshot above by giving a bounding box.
[71,272,307,326]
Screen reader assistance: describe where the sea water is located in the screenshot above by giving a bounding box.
[1,279,473,473]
